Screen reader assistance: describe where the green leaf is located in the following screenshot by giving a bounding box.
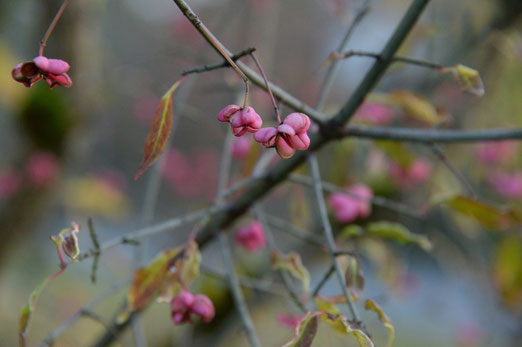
[389,90,446,125]
[338,225,364,243]
[366,221,432,251]
[19,268,66,347]
[272,251,310,303]
[365,299,395,347]
[135,77,187,180]
[444,195,522,230]
[441,64,485,97]
[282,312,319,347]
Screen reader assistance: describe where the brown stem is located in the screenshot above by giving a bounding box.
[39,0,70,56]
[250,53,281,123]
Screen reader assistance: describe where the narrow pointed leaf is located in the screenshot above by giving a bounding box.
[443,195,522,230]
[365,299,395,347]
[135,77,186,180]
[366,221,432,251]
[272,251,310,303]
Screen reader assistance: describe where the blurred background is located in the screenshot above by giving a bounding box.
[0,0,521,346]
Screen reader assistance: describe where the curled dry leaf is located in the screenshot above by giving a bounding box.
[282,311,374,347]
[271,250,311,303]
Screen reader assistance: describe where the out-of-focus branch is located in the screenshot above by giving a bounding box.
[307,154,361,322]
[77,208,212,262]
[340,126,522,143]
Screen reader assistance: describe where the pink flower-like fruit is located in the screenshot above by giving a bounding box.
[328,184,373,223]
[235,221,266,252]
[12,56,72,88]
[170,291,215,325]
[218,104,262,136]
[254,112,311,158]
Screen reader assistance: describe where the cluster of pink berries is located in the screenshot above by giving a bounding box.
[12,56,72,89]
[218,104,311,159]
[170,290,215,325]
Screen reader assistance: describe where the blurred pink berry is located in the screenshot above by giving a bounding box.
[0,169,21,198]
[475,140,518,165]
[170,291,215,325]
[277,313,305,329]
[12,56,72,88]
[235,221,266,252]
[170,290,195,324]
[192,295,215,323]
[354,102,394,125]
[328,184,373,223]
[488,171,522,199]
[455,322,483,347]
[254,112,311,159]
[389,158,432,189]
[231,135,252,159]
[26,151,60,188]
[218,105,262,136]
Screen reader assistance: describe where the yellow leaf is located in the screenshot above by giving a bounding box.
[441,64,485,97]
[390,91,445,126]
[365,299,395,347]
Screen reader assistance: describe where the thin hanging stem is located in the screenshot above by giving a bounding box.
[39,0,71,56]
[250,53,282,123]
[173,0,250,107]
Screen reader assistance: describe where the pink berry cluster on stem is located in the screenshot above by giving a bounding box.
[218,105,311,159]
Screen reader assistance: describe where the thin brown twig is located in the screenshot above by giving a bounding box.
[39,0,70,56]
[182,48,256,76]
[250,53,281,123]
